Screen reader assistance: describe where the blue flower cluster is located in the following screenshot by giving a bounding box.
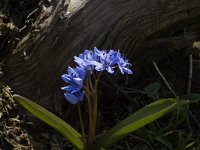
[61,47,133,104]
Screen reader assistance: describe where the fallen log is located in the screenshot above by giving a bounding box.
[3,0,200,115]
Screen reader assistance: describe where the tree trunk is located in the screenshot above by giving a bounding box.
[4,0,200,114]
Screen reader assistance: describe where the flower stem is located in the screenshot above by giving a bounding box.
[88,72,101,147]
[86,92,92,129]
[88,90,97,147]
[77,103,87,148]
[90,79,98,142]
[84,86,94,97]
[89,77,95,93]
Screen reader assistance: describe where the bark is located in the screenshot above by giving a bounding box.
[4,0,200,114]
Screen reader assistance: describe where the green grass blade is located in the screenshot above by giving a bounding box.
[13,94,85,150]
[92,98,188,150]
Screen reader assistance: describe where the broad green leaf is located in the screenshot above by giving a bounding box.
[92,98,188,150]
[13,94,84,150]
[182,94,200,103]
[144,82,161,97]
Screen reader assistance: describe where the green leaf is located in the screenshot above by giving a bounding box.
[13,94,85,150]
[144,82,161,97]
[92,98,188,150]
[181,94,200,103]
[185,140,195,149]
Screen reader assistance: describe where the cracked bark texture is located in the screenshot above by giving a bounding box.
[4,0,200,114]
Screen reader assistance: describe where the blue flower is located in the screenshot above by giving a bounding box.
[116,51,133,74]
[93,48,119,74]
[61,47,133,104]
[63,91,84,104]
[74,48,99,74]
[61,67,86,104]
[61,67,86,86]
[61,84,82,93]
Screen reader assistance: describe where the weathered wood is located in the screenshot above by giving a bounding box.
[4,0,200,114]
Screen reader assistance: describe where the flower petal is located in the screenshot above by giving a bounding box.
[67,67,77,75]
[88,60,102,66]
[107,66,114,74]
[61,85,82,93]
[123,68,133,74]
[76,66,85,75]
[79,91,84,101]
[64,93,79,104]
[95,65,105,71]
[61,74,70,83]
[109,58,119,66]
[119,66,124,74]
[73,77,83,86]
[94,47,101,55]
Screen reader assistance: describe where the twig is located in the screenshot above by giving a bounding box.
[152,61,177,97]
[187,55,193,95]
[27,8,39,18]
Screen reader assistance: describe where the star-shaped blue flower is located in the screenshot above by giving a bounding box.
[61,67,86,104]
[74,48,99,74]
[63,91,84,104]
[93,48,119,74]
[61,47,133,104]
[116,51,133,74]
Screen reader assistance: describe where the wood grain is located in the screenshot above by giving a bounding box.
[4,0,200,114]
